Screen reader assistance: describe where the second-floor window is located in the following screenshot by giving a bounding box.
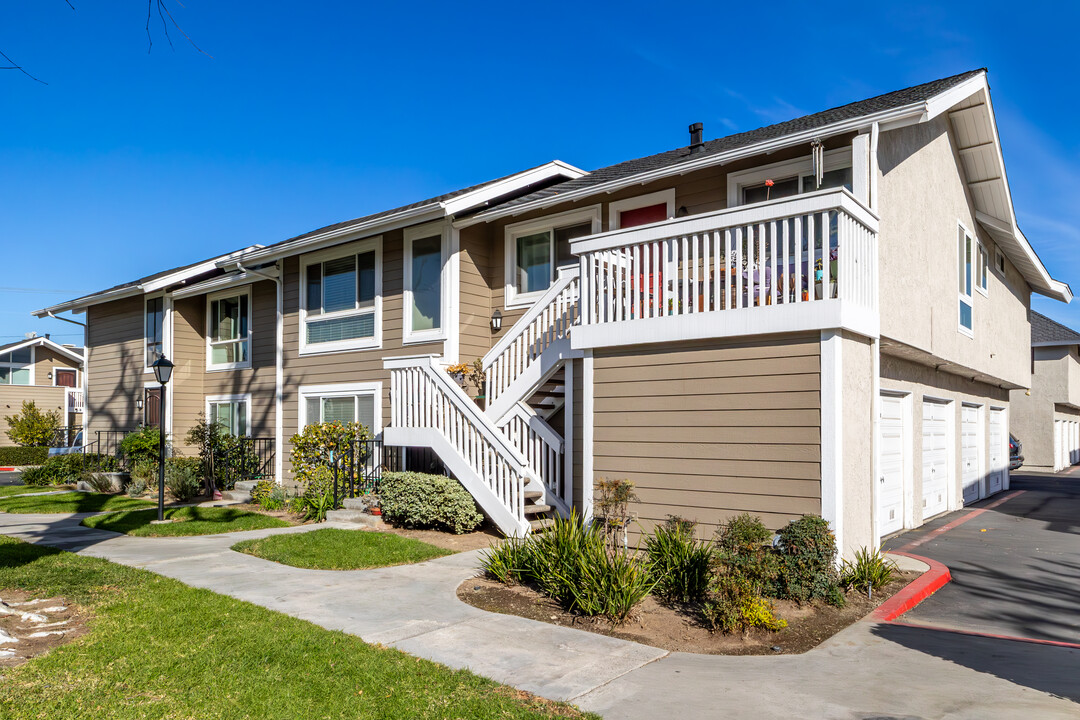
[404,223,446,343]
[958,224,974,336]
[301,238,381,354]
[505,207,600,307]
[145,296,164,368]
[207,289,251,370]
[0,346,31,385]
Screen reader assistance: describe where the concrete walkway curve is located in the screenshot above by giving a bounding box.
[1,509,1077,720]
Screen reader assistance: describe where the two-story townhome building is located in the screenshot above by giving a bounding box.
[0,335,84,446]
[35,68,1071,556]
[1011,312,1080,471]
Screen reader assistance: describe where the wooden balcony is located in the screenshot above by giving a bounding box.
[570,188,880,349]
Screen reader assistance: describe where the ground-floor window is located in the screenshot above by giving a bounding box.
[298,382,380,436]
[207,394,250,436]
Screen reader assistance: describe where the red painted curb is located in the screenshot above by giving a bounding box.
[872,551,951,622]
[0,467,15,472]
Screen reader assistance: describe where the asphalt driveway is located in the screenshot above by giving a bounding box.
[884,469,1080,645]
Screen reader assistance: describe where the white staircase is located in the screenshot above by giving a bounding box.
[384,268,581,535]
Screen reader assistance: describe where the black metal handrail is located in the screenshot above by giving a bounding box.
[203,435,276,492]
[331,439,383,506]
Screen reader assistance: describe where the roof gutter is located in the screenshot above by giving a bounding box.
[457,101,933,228]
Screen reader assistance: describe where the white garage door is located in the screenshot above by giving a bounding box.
[1055,420,1066,471]
[988,408,1005,495]
[879,395,905,536]
[961,404,981,505]
[922,400,950,518]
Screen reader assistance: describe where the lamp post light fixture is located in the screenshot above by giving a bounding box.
[150,355,174,523]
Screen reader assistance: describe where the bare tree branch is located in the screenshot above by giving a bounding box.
[146,0,211,57]
[0,49,46,84]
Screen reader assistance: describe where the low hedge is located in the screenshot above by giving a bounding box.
[0,446,49,466]
[378,471,483,534]
[21,453,119,487]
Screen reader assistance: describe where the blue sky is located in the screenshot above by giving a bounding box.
[2,1,1078,344]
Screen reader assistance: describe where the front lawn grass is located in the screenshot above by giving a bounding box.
[0,536,594,719]
[0,491,154,514]
[82,506,292,537]
[0,484,66,498]
[233,528,454,570]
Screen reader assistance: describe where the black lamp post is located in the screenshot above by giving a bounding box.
[151,355,174,522]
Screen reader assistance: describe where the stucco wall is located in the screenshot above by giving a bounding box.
[1010,345,1080,470]
[877,116,1031,389]
[880,352,1010,523]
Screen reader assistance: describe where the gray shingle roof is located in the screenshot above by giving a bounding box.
[486,69,987,214]
[1031,311,1080,346]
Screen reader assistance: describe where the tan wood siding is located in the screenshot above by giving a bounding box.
[86,297,145,435]
[592,335,821,539]
[0,386,68,447]
[458,225,493,362]
[281,229,444,479]
[30,346,80,389]
[171,296,205,455]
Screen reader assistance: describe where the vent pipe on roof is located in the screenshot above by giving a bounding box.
[689,122,704,153]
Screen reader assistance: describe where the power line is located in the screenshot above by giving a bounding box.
[0,287,85,294]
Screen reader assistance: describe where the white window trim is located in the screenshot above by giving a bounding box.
[994,248,1006,276]
[205,393,252,437]
[504,205,601,309]
[298,381,382,437]
[299,236,383,356]
[52,367,78,387]
[608,189,676,230]
[0,345,33,386]
[144,293,168,374]
[206,285,253,372]
[727,148,852,207]
[403,221,450,345]
[975,240,989,297]
[958,222,974,338]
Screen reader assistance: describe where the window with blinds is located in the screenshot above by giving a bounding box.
[302,392,376,434]
[301,240,380,352]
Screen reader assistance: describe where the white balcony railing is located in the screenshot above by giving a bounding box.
[66,388,85,415]
[571,189,879,347]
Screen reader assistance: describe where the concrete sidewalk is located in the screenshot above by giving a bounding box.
[1,510,1077,719]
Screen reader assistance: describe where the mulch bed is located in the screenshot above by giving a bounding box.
[458,571,918,655]
[0,589,88,668]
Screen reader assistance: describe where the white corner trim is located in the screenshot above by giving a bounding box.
[446,224,461,364]
[820,330,843,556]
[581,352,594,524]
[504,205,601,309]
[402,221,450,346]
[608,189,676,230]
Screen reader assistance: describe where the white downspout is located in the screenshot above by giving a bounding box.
[238,263,285,484]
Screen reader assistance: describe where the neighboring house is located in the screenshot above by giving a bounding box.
[1010,312,1080,471]
[0,335,85,447]
[34,68,1072,556]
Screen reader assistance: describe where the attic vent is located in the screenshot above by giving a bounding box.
[689,122,704,153]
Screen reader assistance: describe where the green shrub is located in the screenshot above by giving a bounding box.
[645,516,712,605]
[774,515,844,606]
[0,446,48,466]
[4,401,61,447]
[184,417,261,491]
[164,457,202,502]
[20,454,115,486]
[84,472,118,494]
[298,487,337,522]
[289,421,371,492]
[125,473,149,497]
[119,426,166,469]
[379,471,483,534]
[250,478,276,505]
[480,514,654,623]
[840,547,898,598]
[259,484,286,511]
[701,572,787,633]
[714,513,780,596]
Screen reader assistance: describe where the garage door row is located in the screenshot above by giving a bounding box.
[1053,418,1080,472]
[878,394,1008,537]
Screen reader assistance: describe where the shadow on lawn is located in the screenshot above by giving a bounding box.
[0,492,152,515]
[872,623,1080,703]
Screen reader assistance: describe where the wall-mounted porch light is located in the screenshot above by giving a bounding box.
[135,397,143,412]
[490,309,502,333]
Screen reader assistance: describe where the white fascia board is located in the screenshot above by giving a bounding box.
[171,268,279,299]
[220,205,443,267]
[924,72,989,121]
[459,104,932,228]
[2,336,85,366]
[32,286,142,317]
[141,245,265,293]
[440,161,587,216]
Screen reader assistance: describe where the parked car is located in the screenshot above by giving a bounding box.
[1009,434,1024,471]
[48,430,83,457]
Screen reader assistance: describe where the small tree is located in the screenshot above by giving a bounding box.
[5,401,62,447]
[289,421,371,495]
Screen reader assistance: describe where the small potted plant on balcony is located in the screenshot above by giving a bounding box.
[446,359,486,409]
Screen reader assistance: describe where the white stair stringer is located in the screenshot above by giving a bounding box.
[385,355,535,537]
[485,337,578,422]
[498,401,572,518]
